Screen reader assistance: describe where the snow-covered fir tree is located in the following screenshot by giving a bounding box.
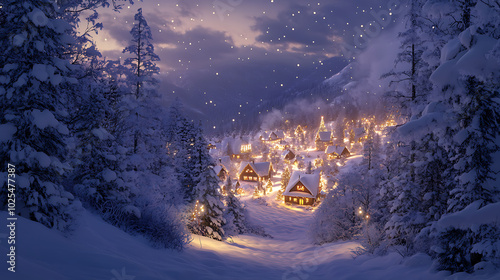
[70,68,136,224]
[0,0,78,230]
[374,0,500,271]
[189,122,214,201]
[311,171,363,244]
[122,7,161,155]
[305,161,313,174]
[189,167,226,241]
[279,167,291,201]
[223,177,247,235]
[265,179,273,194]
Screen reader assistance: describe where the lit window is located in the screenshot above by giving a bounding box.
[293,197,297,202]
[297,185,305,191]
[244,176,248,180]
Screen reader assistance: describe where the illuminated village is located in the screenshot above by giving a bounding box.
[3,1,499,279]
[207,115,396,207]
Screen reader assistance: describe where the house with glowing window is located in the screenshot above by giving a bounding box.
[213,159,229,180]
[325,146,350,159]
[223,136,252,160]
[349,127,367,143]
[315,131,333,151]
[259,130,286,142]
[238,161,274,182]
[283,171,321,206]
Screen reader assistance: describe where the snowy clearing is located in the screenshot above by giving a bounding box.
[1,194,499,280]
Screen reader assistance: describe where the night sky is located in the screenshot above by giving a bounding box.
[90,0,397,130]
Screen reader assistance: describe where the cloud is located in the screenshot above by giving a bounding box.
[250,1,384,56]
[90,0,396,131]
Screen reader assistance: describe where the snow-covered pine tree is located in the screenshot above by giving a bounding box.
[122,8,161,155]
[165,101,201,202]
[436,73,500,272]
[223,176,247,235]
[311,170,363,244]
[306,161,313,174]
[189,167,226,241]
[280,167,291,197]
[120,6,175,185]
[295,125,305,146]
[69,62,136,225]
[381,0,431,116]
[266,179,273,194]
[395,0,500,271]
[362,123,381,171]
[189,122,214,202]
[376,0,449,256]
[0,0,78,230]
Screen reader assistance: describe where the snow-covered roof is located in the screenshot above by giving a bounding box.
[219,156,231,169]
[224,136,251,154]
[281,149,295,158]
[238,161,272,177]
[325,146,349,155]
[275,130,285,139]
[213,164,227,175]
[283,171,320,198]
[353,127,366,140]
[259,131,270,140]
[317,131,332,142]
[260,130,285,141]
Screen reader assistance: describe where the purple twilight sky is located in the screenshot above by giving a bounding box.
[87,0,399,131]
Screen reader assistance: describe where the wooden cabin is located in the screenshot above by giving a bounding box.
[349,127,367,143]
[213,163,228,180]
[281,149,296,161]
[225,137,252,160]
[238,161,274,182]
[325,146,350,159]
[315,131,333,151]
[260,130,285,142]
[283,171,321,206]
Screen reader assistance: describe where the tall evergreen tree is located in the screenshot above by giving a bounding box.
[223,176,247,235]
[70,62,136,224]
[0,0,77,230]
[188,167,226,241]
[122,8,161,155]
[277,167,290,201]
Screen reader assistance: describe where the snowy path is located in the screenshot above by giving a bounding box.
[190,196,359,270]
[1,191,498,279]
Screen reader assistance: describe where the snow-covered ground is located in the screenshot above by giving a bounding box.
[0,155,498,280]
[2,189,499,280]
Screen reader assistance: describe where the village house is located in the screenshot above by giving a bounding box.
[223,136,252,160]
[213,159,229,180]
[325,146,350,159]
[238,161,274,182]
[259,130,286,142]
[281,149,296,161]
[349,127,367,143]
[315,131,333,151]
[283,171,321,206]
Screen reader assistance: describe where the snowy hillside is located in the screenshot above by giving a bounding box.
[2,178,499,279]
